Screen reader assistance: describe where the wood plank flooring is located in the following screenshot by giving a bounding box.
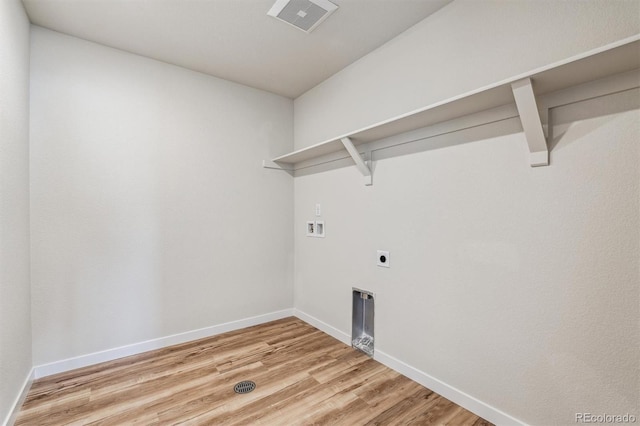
[16,317,492,425]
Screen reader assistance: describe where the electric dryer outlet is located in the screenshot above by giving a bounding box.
[377,250,390,268]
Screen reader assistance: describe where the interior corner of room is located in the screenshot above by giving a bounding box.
[1,0,639,425]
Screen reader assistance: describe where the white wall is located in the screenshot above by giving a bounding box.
[294,0,640,149]
[0,0,32,423]
[14,3,640,425]
[294,89,639,425]
[293,3,640,423]
[30,27,294,366]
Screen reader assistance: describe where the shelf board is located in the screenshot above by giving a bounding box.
[271,36,640,166]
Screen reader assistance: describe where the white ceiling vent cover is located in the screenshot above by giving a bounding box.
[267,0,338,33]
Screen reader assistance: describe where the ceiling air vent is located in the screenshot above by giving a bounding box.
[267,0,338,33]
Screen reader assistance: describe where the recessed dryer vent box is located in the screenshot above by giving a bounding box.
[352,288,374,357]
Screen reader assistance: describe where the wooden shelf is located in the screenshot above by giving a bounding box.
[269,35,639,172]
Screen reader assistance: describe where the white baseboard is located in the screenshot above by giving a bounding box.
[293,309,525,426]
[373,350,526,426]
[25,307,524,425]
[2,367,34,426]
[293,308,350,345]
[34,308,294,379]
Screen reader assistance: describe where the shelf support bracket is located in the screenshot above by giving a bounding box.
[511,78,549,167]
[341,137,372,185]
[262,160,293,172]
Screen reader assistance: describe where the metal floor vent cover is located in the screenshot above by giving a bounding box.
[234,380,256,394]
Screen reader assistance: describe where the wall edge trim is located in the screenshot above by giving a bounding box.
[373,349,527,426]
[2,367,35,426]
[33,308,295,379]
[293,308,351,345]
[293,308,527,426]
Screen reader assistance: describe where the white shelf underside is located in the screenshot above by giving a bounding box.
[271,36,640,167]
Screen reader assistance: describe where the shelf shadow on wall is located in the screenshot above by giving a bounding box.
[295,86,640,178]
[295,115,523,178]
[548,87,640,153]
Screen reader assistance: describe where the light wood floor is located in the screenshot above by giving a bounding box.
[17,317,492,425]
